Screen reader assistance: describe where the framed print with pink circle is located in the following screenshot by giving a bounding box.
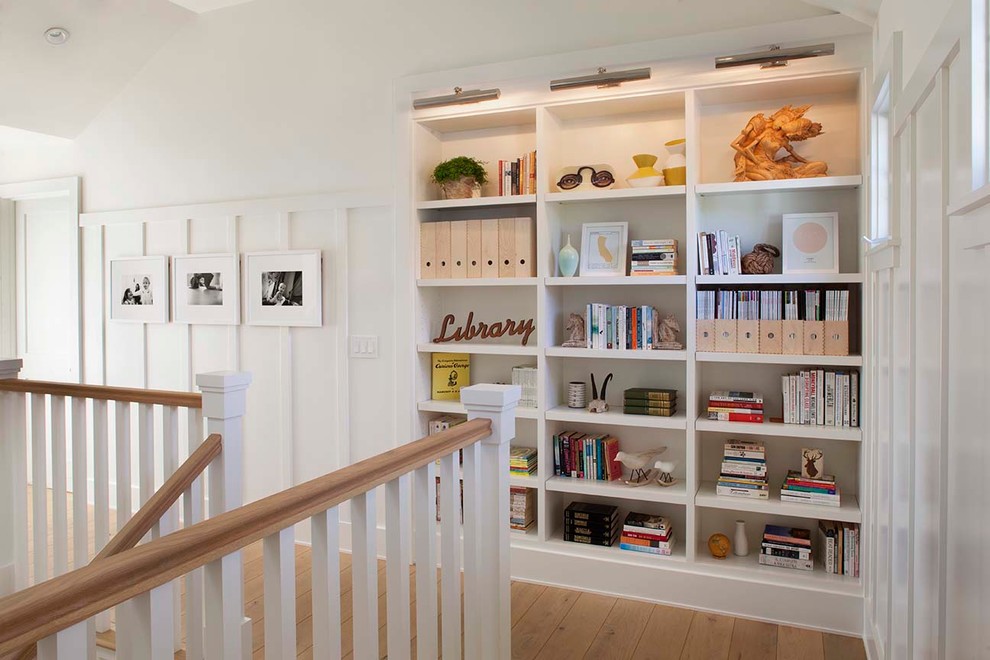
[781,212,838,274]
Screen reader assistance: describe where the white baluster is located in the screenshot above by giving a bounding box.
[311,507,341,660]
[50,395,68,576]
[115,401,132,528]
[197,371,251,660]
[460,442,481,659]
[0,358,26,595]
[184,409,205,660]
[37,620,89,660]
[117,585,174,660]
[386,475,412,660]
[413,462,438,659]
[92,399,112,632]
[162,405,182,652]
[439,451,462,660]
[461,384,519,660]
[137,403,154,533]
[31,392,48,583]
[264,527,296,660]
[70,396,97,659]
[351,490,379,660]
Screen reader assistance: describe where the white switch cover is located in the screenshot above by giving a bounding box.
[350,335,379,358]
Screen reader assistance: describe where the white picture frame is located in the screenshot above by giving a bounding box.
[244,250,323,327]
[110,256,170,323]
[782,212,839,274]
[172,253,240,325]
[579,222,628,277]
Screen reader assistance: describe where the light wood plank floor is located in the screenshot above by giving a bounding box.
[24,488,867,659]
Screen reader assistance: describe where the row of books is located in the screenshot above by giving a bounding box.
[818,520,859,576]
[511,365,538,409]
[619,512,676,556]
[760,524,813,571]
[782,370,859,427]
[791,290,851,321]
[510,486,536,532]
[697,230,742,275]
[717,440,768,499]
[497,151,537,196]
[552,431,621,481]
[510,446,538,477]
[781,470,841,507]
[696,289,854,321]
[630,239,679,276]
[563,502,619,546]
[624,387,677,417]
[707,390,764,423]
[583,303,658,350]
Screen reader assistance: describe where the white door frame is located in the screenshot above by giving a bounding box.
[0,176,82,382]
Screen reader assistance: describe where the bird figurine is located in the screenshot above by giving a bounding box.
[588,372,613,413]
[654,460,678,487]
[615,447,667,486]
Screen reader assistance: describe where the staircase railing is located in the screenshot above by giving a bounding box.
[0,373,519,660]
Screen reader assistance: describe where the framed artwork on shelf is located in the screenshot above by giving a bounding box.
[171,253,240,325]
[110,256,170,323]
[244,250,323,326]
[782,212,839,274]
[579,222,628,277]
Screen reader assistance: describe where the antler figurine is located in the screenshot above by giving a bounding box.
[588,372,613,413]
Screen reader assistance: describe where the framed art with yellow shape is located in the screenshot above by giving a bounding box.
[579,221,628,277]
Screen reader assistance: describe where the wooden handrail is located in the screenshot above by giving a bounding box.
[14,434,223,660]
[0,379,202,409]
[0,417,492,654]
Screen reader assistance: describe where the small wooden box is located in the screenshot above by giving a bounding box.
[824,320,850,356]
[435,221,452,279]
[759,320,782,354]
[803,321,825,355]
[696,320,716,352]
[420,222,436,279]
[782,320,803,355]
[736,320,760,353]
[714,319,737,353]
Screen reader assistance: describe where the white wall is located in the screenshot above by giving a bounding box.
[874,0,954,81]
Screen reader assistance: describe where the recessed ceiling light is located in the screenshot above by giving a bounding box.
[44,27,70,45]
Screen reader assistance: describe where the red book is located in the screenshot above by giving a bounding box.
[708,399,764,410]
[708,412,765,423]
[631,307,638,349]
[622,529,672,542]
[604,437,622,481]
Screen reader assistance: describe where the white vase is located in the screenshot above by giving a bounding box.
[733,520,749,557]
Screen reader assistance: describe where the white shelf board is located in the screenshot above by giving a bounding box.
[545,185,686,204]
[546,476,687,505]
[543,537,687,566]
[417,277,538,288]
[696,352,863,367]
[695,273,864,285]
[695,175,863,197]
[695,481,861,524]
[416,194,536,210]
[417,399,541,419]
[548,407,687,430]
[692,551,861,596]
[417,343,539,356]
[546,275,686,286]
[695,417,862,442]
[545,347,687,361]
[510,473,540,488]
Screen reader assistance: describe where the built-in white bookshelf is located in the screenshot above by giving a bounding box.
[405,59,868,630]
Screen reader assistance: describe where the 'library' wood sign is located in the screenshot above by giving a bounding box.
[432,312,535,346]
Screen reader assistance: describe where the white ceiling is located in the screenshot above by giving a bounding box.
[168,0,257,13]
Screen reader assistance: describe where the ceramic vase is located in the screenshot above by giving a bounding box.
[663,139,687,186]
[626,154,663,188]
[733,520,749,557]
[558,235,579,277]
[439,176,481,199]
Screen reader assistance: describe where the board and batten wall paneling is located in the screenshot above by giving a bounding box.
[80,194,391,536]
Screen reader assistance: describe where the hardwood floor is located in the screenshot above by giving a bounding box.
[24,488,867,658]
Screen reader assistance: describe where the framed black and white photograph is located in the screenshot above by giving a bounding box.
[244,250,322,326]
[782,212,839,274]
[579,221,628,277]
[172,253,240,325]
[110,256,169,323]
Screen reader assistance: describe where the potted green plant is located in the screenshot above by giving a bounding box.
[431,156,488,199]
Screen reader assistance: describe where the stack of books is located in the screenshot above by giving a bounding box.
[707,390,764,423]
[760,524,813,571]
[818,521,859,576]
[782,369,859,427]
[551,431,621,481]
[583,304,658,350]
[509,446,538,479]
[630,239,678,276]
[619,512,676,556]
[511,365,538,409]
[498,151,537,196]
[697,230,742,275]
[510,486,536,532]
[781,470,840,507]
[623,388,677,417]
[563,502,619,546]
[717,440,768,499]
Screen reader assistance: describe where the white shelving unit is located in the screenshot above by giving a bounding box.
[404,59,868,631]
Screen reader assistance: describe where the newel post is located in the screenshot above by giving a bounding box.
[197,371,252,660]
[462,383,520,660]
[0,358,24,597]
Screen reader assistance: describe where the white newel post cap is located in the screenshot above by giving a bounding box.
[0,359,22,379]
[196,371,252,419]
[461,384,521,445]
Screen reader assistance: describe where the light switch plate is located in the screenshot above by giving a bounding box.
[349,335,379,358]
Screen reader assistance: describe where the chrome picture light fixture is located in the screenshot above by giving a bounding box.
[549,67,652,92]
[714,43,835,69]
[412,87,501,110]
